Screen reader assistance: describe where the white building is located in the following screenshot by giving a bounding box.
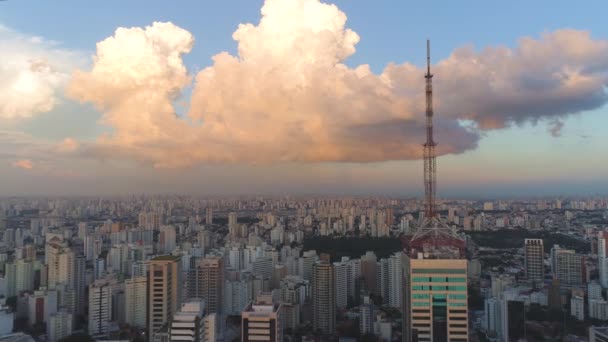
[170,299,216,342]
[333,259,349,309]
[598,232,608,288]
[0,306,14,336]
[160,226,177,254]
[125,276,147,328]
[589,299,608,320]
[46,311,72,342]
[570,295,584,321]
[88,278,114,338]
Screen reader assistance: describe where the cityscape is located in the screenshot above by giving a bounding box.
[2,1,608,342]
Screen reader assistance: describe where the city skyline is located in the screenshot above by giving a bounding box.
[2,0,608,196]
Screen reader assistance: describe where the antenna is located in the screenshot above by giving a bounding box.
[411,39,465,257]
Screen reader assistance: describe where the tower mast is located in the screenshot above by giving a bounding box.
[423,39,436,219]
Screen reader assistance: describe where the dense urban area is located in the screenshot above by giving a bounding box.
[0,196,606,342]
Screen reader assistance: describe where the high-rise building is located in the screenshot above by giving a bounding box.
[88,278,115,338]
[280,276,308,330]
[206,207,213,225]
[524,239,544,283]
[147,255,182,340]
[407,258,468,342]
[125,276,147,328]
[551,245,584,286]
[483,298,502,338]
[388,252,404,309]
[188,256,224,315]
[333,259,349,309]
[241,293,282,342]
[170,299,216,342]
[312,261,335,336]
[47,310,73,342]
[159,226,177,255]
[570,295,584,321]
[598,232,608,288]
[501,300,525,342]
[360,251,377,295]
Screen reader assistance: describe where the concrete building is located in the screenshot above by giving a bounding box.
[599,232,608,288]
[147,255,182,340]
[524,239,544,283]
[169,299,216,342]
[312,261,335,336]
[88,278,115,338]
[551,245,584,286]
[407,258,469,342]
[125,276,147,328]
[188,256,224,315]
[388,252,404,309]
[241,293,282,342]
[47,311,72,342]
[570,295,584,321]
[483,298,501,338]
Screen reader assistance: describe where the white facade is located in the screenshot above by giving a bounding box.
[125,276,147,328]
[589,299,608,320]
[570,296,584,321]
[47,311,73,342]
[88,279,114,337]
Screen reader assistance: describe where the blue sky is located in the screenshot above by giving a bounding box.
[0,0,607,196]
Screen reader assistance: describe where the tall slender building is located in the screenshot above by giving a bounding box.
[188,256,224,315]
[147,255,182,340]
[404,41,468,342]
[598,232,608,288]
[524,239,544,283]
[312,261,335,336]
[88,278,115,338]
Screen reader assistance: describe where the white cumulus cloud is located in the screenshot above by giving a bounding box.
[67,0,608,168]
[0,25,81,119]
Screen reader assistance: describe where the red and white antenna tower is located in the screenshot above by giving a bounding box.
[410,40,464,256]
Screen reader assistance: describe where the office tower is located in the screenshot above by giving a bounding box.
[241,293,282,342]
[147,255,182,339]
[590,326,608,342]
[551,246,584,286]
[312,261,335,336]
[570,295,584,320]
[88,278,115,338]
[407,259,468,342]
[170,299,216,342]
[159,226,177,254]
[47,310,73,342]
[599,232,608,288]
[188,256,224,315]
[206,207,213,225]
[524,239,544,283]
[360,251,377,295]
[125,276,147,328]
